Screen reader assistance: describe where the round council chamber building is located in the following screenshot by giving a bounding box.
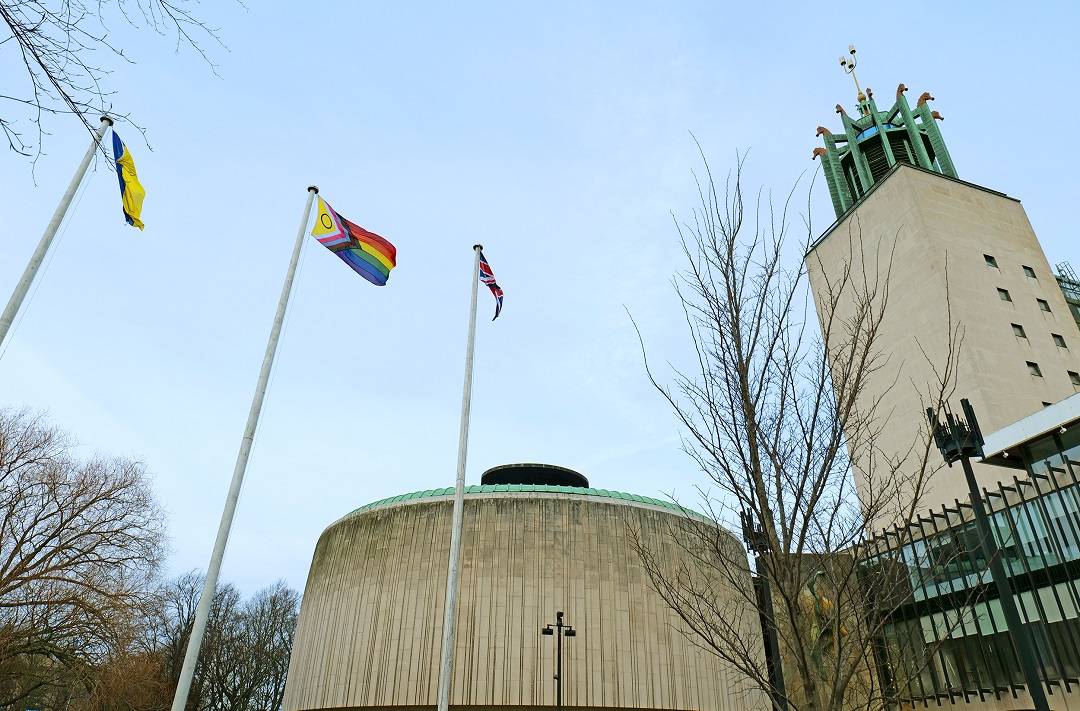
[282,463,764,711]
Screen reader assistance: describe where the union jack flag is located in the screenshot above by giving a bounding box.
[478,250,504,320]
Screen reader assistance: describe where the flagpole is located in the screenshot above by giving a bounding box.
[436,244,483,711]
[0,116,113,351]
[170,185,319,711]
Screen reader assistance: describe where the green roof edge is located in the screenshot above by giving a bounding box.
[346,484,709,521]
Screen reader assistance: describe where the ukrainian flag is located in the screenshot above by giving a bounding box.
[111,130,145,230]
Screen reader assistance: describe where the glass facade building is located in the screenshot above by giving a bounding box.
[868,408,1080,703]
[1055,262,1080,333]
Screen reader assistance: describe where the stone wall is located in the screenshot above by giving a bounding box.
[282,491,764,711]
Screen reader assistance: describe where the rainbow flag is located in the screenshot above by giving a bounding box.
[311,197,396,286]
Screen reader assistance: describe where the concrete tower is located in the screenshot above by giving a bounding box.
[806,78,1080,521]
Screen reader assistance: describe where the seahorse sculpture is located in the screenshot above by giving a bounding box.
[896,83,908,99]
[812,147,827,160]
[807,570,849,681]
[815,126,831,137]
[835,104,847,116]
[917,91,934,107]
[931,110,944,121]
[866,87,873,101]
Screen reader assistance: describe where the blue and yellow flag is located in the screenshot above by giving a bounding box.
[111,131,145,230]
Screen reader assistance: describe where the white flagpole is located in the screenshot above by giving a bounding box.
[0,116,113,351]
[170,185,319,711]
[436,243,483,711]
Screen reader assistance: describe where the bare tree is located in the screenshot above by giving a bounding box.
[242,581,301,711]
[201,581,300,711]
[201,582,243,711]
[150,570,204,709]
[152,573,300,711]
[632,156,969,711]
[1,0,224,159]
[74,596,171,711]
[0,410,299,710]
[0,407,166,708]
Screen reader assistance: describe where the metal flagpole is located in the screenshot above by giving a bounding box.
[170,185,319,711]
[0,116,113,351]
[436,244,483,711]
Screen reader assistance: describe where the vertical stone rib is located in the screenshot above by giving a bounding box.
[283,492,761,711]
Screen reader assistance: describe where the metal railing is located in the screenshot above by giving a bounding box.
[864,434,1080,703]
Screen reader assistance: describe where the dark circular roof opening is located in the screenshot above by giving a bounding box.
[480,463,589,488]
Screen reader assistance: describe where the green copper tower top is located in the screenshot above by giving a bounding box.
[814,45,956,219]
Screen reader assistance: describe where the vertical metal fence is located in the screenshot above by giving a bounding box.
[864,427,1080,704]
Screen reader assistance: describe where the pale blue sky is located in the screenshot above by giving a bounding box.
[2,2,1077,592]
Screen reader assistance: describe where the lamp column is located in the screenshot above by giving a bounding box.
[542,611,576,708]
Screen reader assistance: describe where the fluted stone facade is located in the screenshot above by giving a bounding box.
[282,486,764,711]
[806,165,1080,528]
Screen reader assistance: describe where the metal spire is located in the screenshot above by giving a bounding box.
[839,44,866,103]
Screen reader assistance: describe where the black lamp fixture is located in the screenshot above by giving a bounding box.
[541,611,576,708]
[927,399,1049,711]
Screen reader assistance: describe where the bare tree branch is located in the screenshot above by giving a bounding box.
[631,154,977,711]
[0,406,165,708]
[1,0,229,166]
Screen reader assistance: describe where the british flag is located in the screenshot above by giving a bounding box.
[478,250,504,320]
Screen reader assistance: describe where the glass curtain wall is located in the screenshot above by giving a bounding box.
[870,428,1080,702]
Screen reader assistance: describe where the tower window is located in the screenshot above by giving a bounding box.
[998,288,1013,302]
[1043,402,1054,408]
[1023,265,1037,279]
[1054,333,1068,348]
[1011,323,1027,338]
[1027,362,1043,377]
[1071,371,1080,387]
[985,254,999,268]
[1038,298,1052,312]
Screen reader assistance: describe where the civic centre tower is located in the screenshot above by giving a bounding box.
[804,72,1080,711]
[807,82,1080,524]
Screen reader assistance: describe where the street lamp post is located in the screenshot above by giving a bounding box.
[927,399,1049,711]
[741,509,787,711]
[541,611,576,708]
